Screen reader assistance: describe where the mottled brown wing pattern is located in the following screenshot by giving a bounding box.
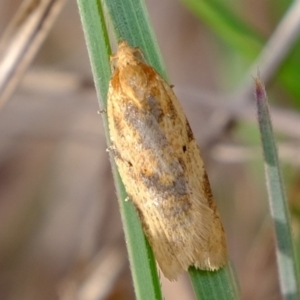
[107,40,227,280]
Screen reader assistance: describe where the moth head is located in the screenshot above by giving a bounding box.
[110,40,145,72]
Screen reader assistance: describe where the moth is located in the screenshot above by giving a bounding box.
[107,40,227,280]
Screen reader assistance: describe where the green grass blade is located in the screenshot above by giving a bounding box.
[255,78,300,299]
[189,264,240,300]
[78,0,239,298]
[114,172,163,300]
[104,1,240,298]
[77,1,162,299]
[103,0,166,78]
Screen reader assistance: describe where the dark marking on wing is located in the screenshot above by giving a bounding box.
[147,94,163,122]
[202,171,214,209]
[124,102,169,150]
[141,173,187,198]
[185,121,194,142]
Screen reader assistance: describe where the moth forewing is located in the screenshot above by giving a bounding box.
[107,40,227,280]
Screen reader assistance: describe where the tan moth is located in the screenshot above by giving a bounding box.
[107,40,227,280]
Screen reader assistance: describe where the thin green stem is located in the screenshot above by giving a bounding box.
[255,77,300,300]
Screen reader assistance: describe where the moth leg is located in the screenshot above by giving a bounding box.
[106,144,116,153]
[107,144,133,169]
[97,108,107,114]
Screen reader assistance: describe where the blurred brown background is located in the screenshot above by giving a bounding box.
[0,0,299,299]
